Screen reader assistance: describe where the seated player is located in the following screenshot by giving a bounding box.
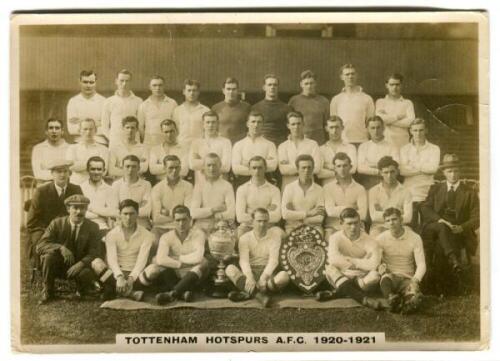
[66,118,109,185]
[191,153,235,234]
[225,208,289,307]
[278,111,321,189]
[36,195,102,304]
[318,208,382,310]
[80,156,116,242]
[288,70,330,145]
[377,208,426,313]
[66,70,106,144]
[323,152,367,240]
[138,75,178,147]
[95,199,154,301]
[420,154,479,294]
[231,111,278,187]
[151,155,193,245]
[368,156,412,237]
[110,155,152,229]
[235,156,281,238]
[357,116,399,190]
[173,79,210,149]
[399,118,440,229]
[282,154,325,235]
[108,116,149,179]
[31,118,69,183]
[141,205,208,304]
[149,119,189,183]
[27,159,83,276]
[318,116,357,185]
[375,73,415,149]
[189,110,232,184]
[211,77,251,144]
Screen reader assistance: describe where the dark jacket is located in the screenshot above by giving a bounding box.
[27,182,83,234]
[36,216,101,266]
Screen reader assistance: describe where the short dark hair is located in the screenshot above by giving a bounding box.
[339,207,360,223]
[377,156,399,171]
[222,77,239,88]
[122,116,139,128]
[287,111,304,123]
[300,69,316,81]
[172,205,191,218]
[295,154,315,169]
[86,156,106,171]
[248,155,267,168]
[163,154,181,166]
[80,70,96,80]
[150,74,165,82]
[326,116,344,127]
[409,117,427,130]
[184,79,200,89]
[366,115,384,128]
[202,110,219,121]
[247,110,264,122]
[332,152,352,166]
[116,69,132,78]
[252,207,269,218]
[263,74,279,85]
[160,119,177,130]
[385,73,404,83]
[122,154,141,166]
[383,207,402,219]
[119,199,139,213]
[46,118,64,130]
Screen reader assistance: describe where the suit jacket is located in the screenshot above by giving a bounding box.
[36,216,101,266]
[27,182,83,234]
[421,180,479,233]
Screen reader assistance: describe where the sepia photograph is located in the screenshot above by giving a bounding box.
[10,10,489,352]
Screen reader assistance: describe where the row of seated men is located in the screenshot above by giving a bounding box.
[27,148,479,310]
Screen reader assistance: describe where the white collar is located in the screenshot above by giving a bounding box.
[447,181,460,191]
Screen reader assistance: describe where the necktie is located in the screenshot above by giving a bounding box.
[447,185,456,208]
[68,225,78,251]
[59,187,66,203]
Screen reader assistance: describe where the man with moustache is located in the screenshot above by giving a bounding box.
[288,70,330,144]
[138,75,178,147]
[66,70,106,144]
[31,118,69,183]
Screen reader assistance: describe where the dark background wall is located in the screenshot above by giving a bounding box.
[18,23,479,179]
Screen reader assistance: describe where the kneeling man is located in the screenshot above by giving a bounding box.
[36,195,102,304]
[96,199,154,301]
[321,208,382,309]
[142,205,208,304]
[377,208,426,313]
[225,208,289,307]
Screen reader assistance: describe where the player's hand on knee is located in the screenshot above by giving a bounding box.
[66,261,85,278]
[245,278,256,295]
[60,246,75,266]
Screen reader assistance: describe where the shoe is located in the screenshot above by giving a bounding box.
[363,297,383,310]
[228,291,250,302]
[315,290,335,302]
[93,281,104,293]
[182,291,193,302]
[156,291,175,305]
[38,289,55,305]
[387,293,401,313]
[131,291,144,302]
[448,254,462,274]
[255,292,271,308]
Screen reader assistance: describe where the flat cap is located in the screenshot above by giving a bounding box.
[47,159,73,170]
[64,194,90,206]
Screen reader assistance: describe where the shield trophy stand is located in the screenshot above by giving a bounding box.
[208,220,237,298]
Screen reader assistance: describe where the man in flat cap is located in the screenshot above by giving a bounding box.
[36,194,102,304]
[421,154,479,294]
[27,159,83,277]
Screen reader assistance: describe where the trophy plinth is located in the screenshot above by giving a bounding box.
[208,220,237,298]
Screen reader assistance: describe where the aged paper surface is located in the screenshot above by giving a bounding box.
[10,10,489,352]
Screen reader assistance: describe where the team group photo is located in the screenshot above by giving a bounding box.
[12,15,486,348]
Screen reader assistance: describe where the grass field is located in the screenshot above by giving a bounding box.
[17,233,481,345]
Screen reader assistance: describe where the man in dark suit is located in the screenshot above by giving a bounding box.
[27,159,83,272]
[36,195,102,304]
[420,154,479,294]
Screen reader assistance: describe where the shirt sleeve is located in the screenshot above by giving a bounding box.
[231,141,250,176]
[155,233,182,269]
[399,146,420,177]
[137,102,146,138]
[328,234,351,270]
[238,236,254,280]
[179,230,206,265]
[412,235,427,282]
[368,187,383,224]
[266,142,278,172]
[130,234,153,281]
[402,189,413,225]
[104,232,124,279]
[268,186,282,224]
[278,143,297,176]
[138,181,152,218]
[149,147,165,176]
[189,140,204,171]
[262,232,282,277]
[190,185,213,219]
[235,186,251,224]
[394,100,415,129]
[281,186,306,221]
[329,96,338,116]
[31,145,51,180]
[357,143,378,176]
[357,186,368,222]
[151,185,172,227]
[220,139,232,174]
[139,147,149,174]
[312,143,322,175]
[108,148,123,177]
[366,95,375,118]
[220,183,236,221]
[352,240,381,271]
[101,98,111,139]
[420,145,440,175]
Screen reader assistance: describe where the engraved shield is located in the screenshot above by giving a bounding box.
[279,225,327,294]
